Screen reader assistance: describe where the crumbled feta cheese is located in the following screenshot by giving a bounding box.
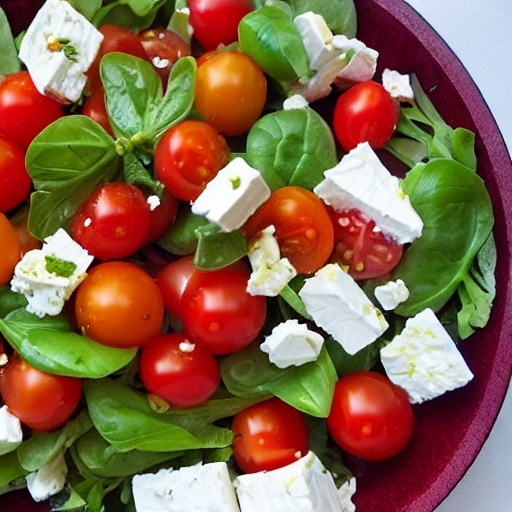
[337,477,357,512]
[191,157,271,232]
[179,340,195,353]
[314,142,424,244]
[246,225,297,297]
[0,405,23,456]
[18,0,103,103]
[299,263,388,355]
[132,462,240,512]
[283,94,309,110]
[10,228,94,318]
[146,195,160,211]
[26,449,68,502]
[380,308,474,404]
[260,319,324,368]
[374,279,410,310]
[382,68,414,103]
[234,451,347,511]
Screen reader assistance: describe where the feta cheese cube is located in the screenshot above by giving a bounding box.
[132,462,240,512]
[26,449,68,502]
[314,142,424,244]
[374,279,410,310]
[299,263,388,355]
[191,157,271,232]
[18,0,103,103]
[0,405,23,456]
[337,477,357,512]
[380,308,474,404]
[260,319,324,368]
[382,68,414,103]
[234,451,348,512]
[10,228,94,318]
[246,225,297,297]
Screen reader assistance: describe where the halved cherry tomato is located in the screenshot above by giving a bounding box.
[0,213,21,286]
[327,371,414,461]
[242,186,334,275]
[327,207,403,280]
[231,397,309,473]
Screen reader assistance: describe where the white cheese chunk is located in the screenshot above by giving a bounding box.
[382,68,414,103]
[191,157,271,233]
[234,451,348,512]
[0,405,23,456]
[260,319,324,368]
[374,279,410,310]
[247,225,297,297]
[26,449,68,502]
[380,308,474,404]
[337,477,357,512]
[132,462,240,512]
[314,142,424,244]
[18,0,103,103]
[283,94,309,110]
[10,228,94,318]
[299,263,388,355]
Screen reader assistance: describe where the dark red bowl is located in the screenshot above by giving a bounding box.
[2,0,512,511]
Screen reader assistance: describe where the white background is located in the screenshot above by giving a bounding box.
[403,1,512,510]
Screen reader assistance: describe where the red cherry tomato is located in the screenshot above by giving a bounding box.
[242,186,334,275]
[0,354,82,432]
[140,333,220,408]
[0,135,31,213]
[194,51,267,136]
[327,371,414,461]
[0,213,21,286]
[188,0,254,51]
[75,261,164,348]
[231,397,309,473]
[10,209,41,258]
[146,190,179,243]
[0,71,64,150]
[332,81,400,152]
[81,91,114,137]
[70,182,151,261]
[327,207,403,280]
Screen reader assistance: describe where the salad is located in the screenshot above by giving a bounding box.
[0,0,497,511]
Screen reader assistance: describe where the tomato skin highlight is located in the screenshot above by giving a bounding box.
[82,91,114,137]
[75,261,164,349]
[0,355,82,432]
[332,80,400,152]
[232,398,309,473]
[0,213,21,286]
[140,333,220,408]
[327,371,414,461]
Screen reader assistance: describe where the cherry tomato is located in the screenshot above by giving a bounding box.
[0,134,31,213]
[328,207,403,280]
[81,91,114,137]
[0,213,21,286]
[327,371,414,461]
[146,190,179,243]
[70,182,151,261]
[194,51,267,136]
[0,71,64,150]
[10,208,41,257]
[0,354,82,432]
[231,397,309,473]
[332,81,400,152]
[242,186,334,275]
[75,261,164,348]
[180,269,266,355]
[188,0,254,51]
[138,28,191,86]
[140,333,220,408]
[154,120,231,202]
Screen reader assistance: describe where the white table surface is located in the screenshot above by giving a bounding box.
[403,1,512,511]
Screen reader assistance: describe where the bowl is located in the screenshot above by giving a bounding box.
[1,0,512,511]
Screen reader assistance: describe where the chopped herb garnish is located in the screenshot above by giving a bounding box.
[46,35,78,63]
[45,255,77,278]
[230,176,241,189]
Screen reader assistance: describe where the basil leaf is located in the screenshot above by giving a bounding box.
[26,115,121,239]
[92,3,157,31]
[0,451,28,491]
[246,107,338,191]
[123,153,164,196]
[0,309,137,378]
[65,0,102,19]
[0,8,21,75]
[123,0,168,17]
[0,287,27,319]
[393,159,494,316]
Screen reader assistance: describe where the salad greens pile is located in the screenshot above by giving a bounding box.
[0,0,496,510]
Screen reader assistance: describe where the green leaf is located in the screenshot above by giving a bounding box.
[123,153,164,196]
[123,0,168,17]
[66,0,102,19]
[26,115,121,239]
[0,8,21,75]
[0,309,137,378]
[325,336,381,376]
[0,287,27,318]
[278,283,312,320]
[0,451,28,492]
[92,3,157,31]
[246,107,338,191]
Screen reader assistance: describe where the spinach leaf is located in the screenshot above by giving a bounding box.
[0,8,21,75]
[238,6,311,83]
[0,451,28,492]
[325,336,381,376]
[246,107,338,191]
[26,115,121,240]
[393,158,494,317]
[0,309,137,378]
